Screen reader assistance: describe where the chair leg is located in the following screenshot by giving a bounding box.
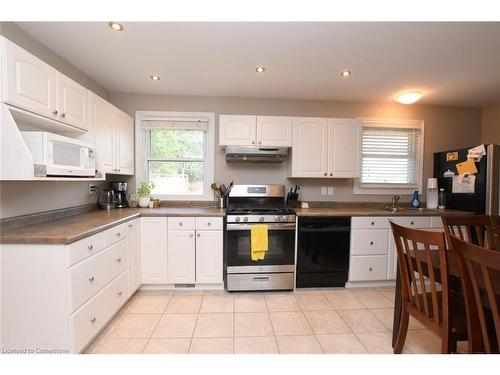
[394,311,409,354]
[441,331,454,354]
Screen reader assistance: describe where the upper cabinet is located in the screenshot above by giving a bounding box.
[289,117,362,178]
[92,93,134,175]
[1,37,89,131]
[219,115,292,147]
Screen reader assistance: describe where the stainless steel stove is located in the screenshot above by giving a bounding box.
[225,185,296,291]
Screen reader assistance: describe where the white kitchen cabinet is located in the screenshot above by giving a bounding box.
[256,116,292,147]
[1,36,57,119]
[93,92,134,176]
[167,230,196,284]
[289,117,329,177]
[127,218,141,296]
[219,115,256,146]
[327,118,362,178]
[219,114,292,147]
[196,230,223,284]
[140,217,168,284]
[55,72,90,131]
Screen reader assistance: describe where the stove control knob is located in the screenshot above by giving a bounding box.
[259,217,264,222]
[243,217,249,222]
[235,217,241,223]
[275,216,280,222]
[282,215,288,222]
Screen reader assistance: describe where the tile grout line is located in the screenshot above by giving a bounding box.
[264,294,280,354]
[141,292,174,353]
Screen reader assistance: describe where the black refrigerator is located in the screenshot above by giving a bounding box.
[433,144,500,214]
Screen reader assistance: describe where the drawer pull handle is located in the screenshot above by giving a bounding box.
[369,267,373,272]
[90,317,96,323]
[370,241,374,245]
[117,292,123,296]
[89,276,95,282]
[253,276,270,281]
[116,258,122,263]
[88,245,93,251]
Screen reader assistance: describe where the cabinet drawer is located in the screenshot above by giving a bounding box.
[430,217,443,228]
[390,217,431,228]
[351,230,389,255]
[195,217,223,230]
[352,217,390,230]
[69,232,106,266]
[70,271,128,353]
[227,272,294,291]
[68,239,127,312]
[349,255,388,281]
[105,223,129,247]
[168,217,195,230]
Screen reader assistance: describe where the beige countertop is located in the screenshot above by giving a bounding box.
[0,207,225,245]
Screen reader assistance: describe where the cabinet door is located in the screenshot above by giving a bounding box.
[92,93,115,174]
[328,119,362,178]
[387,233,398,280]
[256,116,292,147]
[55,72,90,131]
[2,38,57,118]
[290,117,328,177]
[196,230,223,284]
[115,110,135,175]
[140,217,168,284]
[167,230,196,284]
[219,115,256,146]
[127,219,141,295]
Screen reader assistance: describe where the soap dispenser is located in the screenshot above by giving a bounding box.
[411,190,420,208]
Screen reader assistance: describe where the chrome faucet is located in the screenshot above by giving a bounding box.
[390,195,401,208]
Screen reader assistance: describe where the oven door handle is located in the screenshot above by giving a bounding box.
[226,223,296,231]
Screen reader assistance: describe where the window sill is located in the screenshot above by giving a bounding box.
[353,180,420,195]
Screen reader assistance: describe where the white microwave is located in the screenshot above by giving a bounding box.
[21,131,96,177]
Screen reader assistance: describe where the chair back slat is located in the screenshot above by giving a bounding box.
[450,235,500,353]
[391,221,449,328]
[442,215,497,250]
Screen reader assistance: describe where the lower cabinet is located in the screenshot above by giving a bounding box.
[349,216,443,283]
[167,230,196,284]
[127,218,141,295]
[140,217,168,284]
[196,230,224,284]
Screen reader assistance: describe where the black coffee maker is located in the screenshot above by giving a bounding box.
[111,182,128,208]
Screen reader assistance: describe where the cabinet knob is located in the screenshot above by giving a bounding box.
[90,317,96,323]
[60,112,66,118]
[252,141,255,144]
[197,233,200,238]
[207,222,211,226]
[128,224,132,228]
[117,292,123,296]
[370,241,374,245]
[189,233,194,238]
[117,169,121,172]
[52,110,58,115]
[324,173,327,176]
[88,244,93,251]
[116,232,121,237]
[330,173,333,176]
[116,258,122,263]
[369,267,373,272]
[258,141,262,145]
[89,276,95,282]
[371,221,375,226]
[179,222,183,226]
[410,221,415,225]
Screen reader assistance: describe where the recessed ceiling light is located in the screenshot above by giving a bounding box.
[255,66,265,73]
[395,91,424,105]
[108,22,124,32]
[340,70,352,77]
[150,75,161,81]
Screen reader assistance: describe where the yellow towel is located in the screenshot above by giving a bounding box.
[251,224,268,261]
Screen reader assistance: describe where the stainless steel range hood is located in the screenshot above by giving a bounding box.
[225,146,288,163]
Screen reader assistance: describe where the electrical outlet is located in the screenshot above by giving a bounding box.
[328,187,334,195]
[321,186,327,195]
[88,184,97,193]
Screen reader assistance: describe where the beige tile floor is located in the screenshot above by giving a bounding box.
[84,287,455,354]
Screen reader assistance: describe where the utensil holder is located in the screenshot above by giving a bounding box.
[218,197,227,209]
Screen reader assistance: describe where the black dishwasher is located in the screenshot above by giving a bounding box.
[296,216,351,288]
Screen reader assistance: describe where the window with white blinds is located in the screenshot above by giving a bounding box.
[356,119,424,193]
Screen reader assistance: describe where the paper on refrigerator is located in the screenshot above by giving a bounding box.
[467,144,486,162]
[452,174,476,193]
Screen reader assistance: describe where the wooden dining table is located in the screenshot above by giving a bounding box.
[391,247,500,349]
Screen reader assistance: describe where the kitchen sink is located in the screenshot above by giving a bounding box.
[378,207,435,213]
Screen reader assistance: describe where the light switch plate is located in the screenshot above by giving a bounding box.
[321,186,327,195]
[328,187,334,195]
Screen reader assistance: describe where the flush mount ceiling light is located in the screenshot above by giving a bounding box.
[108,22,124,31]
[255,66,266,73]
[395,91,424,105]
[340,70,352,77]
[150,75,161,81]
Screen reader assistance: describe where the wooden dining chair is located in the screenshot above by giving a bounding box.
[390,221,468,354]
[442,215,497,250]
[491,216,500,250]
[449,235,500,353]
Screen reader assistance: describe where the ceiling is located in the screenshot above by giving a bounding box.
[17,22,500,107]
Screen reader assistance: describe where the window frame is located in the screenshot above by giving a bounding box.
[353,118,425,195]
[135,111,215,201]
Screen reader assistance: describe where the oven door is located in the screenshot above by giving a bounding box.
[225,222,296,273]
